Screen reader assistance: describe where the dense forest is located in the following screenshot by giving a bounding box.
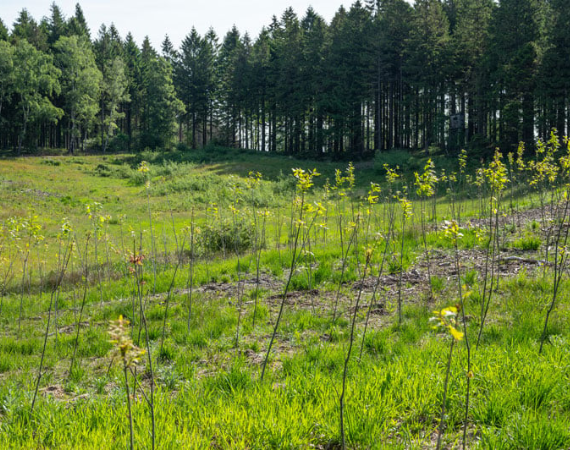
[0,0,568,157]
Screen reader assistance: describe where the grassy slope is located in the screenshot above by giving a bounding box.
[0,149,568,449]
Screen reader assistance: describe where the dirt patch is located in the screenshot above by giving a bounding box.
[197,273,283,297]
[416,246,545,281]
[41,385,67,399]
[352,269,425,292]
[56,321,90,334]
[347,302,388,316]
[20,188,61,199]
[465,205,551,230]
[266,288,320,303]
[242,348,264,364]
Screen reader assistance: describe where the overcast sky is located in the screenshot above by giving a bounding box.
[0,1,371,49]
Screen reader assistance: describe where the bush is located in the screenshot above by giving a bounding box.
[95,164,111,177]
[41,158,61,166]
[199,219,253,254]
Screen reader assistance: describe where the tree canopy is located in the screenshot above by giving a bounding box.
[0,1,568,156]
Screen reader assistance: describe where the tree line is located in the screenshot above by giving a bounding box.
[0,0,568,157]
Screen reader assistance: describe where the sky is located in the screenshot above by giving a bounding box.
[0,0,362,49]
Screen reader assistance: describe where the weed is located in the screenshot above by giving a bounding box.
[513,234,542,251]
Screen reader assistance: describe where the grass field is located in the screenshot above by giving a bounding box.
[0,143,569,449]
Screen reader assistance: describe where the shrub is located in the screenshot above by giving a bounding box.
[95,164,111,177]
[199,219,253,254]
[41,158,61,166]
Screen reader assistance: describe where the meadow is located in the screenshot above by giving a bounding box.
[1,138,570,449]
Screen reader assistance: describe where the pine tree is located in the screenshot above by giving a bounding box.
[324,2,374,156]
[161,35,176,64]
[140,37,184,150]
[488,0,541,150]
[94,23,127,151]
[250,28,271,151]
[123,33,143,150]
[300,7,328,155]
[47,3,67,46]
[217,26,243,147]
[0,40,13,147]
[100,57,129,151]
[54,35,101,154]
[450,0,494,146]
[539,0,570,137]
[12,40,62,153]
[405,0,450,150]
[67,4,90,39]
[175,28,215,148]
[12,9,48,50]
[275,8,303,154]
[375,0,413,150]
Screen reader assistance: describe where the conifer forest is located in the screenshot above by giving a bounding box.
[1,0,569,156]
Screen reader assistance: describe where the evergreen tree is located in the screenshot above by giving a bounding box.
[325,3,374,155]
[161,35,176,64]
[12,9,48,50]
[539,0,570,137]
[200,29,218,146]
[54,35,101,154]
[300,7,328,155]
[122,33,143,150]
[175,28,216,148]
[100,57,129,151]
[94,24,124,67]
[344,2,374,155]
[46,2,67,46]
[374,0,413,150]
[0,0,566,155]
[0,40,13,147]
[250,27,272,151]
[94,23,127,150]
[140,37,184,150]
[273,8,303,154]
[217,26,243,146]
[488,0,541,149]
[67,4,90,39]
[233,33,253,149]
[450,0,494,145]
[12,40,62,153]
[405,0,450,150]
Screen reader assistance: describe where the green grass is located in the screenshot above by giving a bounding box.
[0,148,569,448]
